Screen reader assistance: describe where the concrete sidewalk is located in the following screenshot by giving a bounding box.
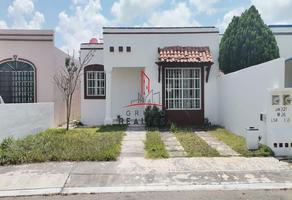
[0,157,292,197]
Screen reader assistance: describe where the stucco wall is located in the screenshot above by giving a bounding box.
[218,58,286,143]
[102,27,220,124]
[270,26,292,59]
[0,30,80,126]
[80,43,105,126]
[0,103,54,140]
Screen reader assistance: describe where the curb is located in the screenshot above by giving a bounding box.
[1,183,292,197]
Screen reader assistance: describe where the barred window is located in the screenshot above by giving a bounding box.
[0,60,35,103]
[86,71,105,97]
[165,68,201,110]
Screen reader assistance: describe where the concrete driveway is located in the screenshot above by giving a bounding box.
[0,157,292,197]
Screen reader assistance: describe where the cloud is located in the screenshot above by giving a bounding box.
[7,0,44,29]
[0,21,8,29]
[56,0,108,53]
[251,0,292,24]
[146,2,200,26]
[189,0,219,15]
[111,0,164,24]
[217,7,245,32]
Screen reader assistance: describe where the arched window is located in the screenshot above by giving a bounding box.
[0,59,36,103]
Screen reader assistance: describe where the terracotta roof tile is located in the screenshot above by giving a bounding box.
[158,46,213,63]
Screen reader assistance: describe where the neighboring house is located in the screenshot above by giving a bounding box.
[269,25,292,59]
[0,29,80,126]
[80,27,220,126]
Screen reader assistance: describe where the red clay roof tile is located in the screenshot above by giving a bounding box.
[158,46,213,63]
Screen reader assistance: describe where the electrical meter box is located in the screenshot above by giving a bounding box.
[266,88,292,156]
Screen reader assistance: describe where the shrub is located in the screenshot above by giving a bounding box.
[170,123,179,133]
[144,106,165,127]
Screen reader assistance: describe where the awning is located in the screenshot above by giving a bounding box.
[158,46,213,64]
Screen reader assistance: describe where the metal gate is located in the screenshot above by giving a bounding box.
[0,71,35,103]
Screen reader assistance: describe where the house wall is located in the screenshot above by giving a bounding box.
[218,58,286,143]
[0,103,54,140]
[270,25,292,59]
[102,27,220,125]
[0,29,80,126]
[80,43,105,126]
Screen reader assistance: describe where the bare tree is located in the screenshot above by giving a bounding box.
[54,50,95,130]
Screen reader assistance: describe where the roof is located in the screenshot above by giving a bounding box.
[103,26,219,34]
[158,46,213,63]
[0,29,54,42]
[269,25,292,28]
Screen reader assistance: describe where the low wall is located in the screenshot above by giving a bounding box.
[0,103,54,140]
[218,58,286,143]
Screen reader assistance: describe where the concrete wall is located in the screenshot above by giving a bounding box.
[218,58,286,143]
[0,103,54,140]
[0,29,80,126]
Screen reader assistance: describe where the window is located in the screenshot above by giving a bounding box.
[126,46,131,52]
[119,46,123,52]
[0,59,35,103]
[165,68,201,110]
[109,46,114,52]
[86,71,105,97]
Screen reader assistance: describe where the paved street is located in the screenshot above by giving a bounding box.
[0,157,291,197]
[2,189,292,200]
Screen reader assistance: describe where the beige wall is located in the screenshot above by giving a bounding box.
[0,29,80,126]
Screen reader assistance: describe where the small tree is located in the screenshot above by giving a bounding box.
[219,5,280,74]
[54,50,95,130]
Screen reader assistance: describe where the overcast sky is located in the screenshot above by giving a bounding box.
[0,0,291,52]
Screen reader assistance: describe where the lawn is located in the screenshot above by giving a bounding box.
[144,130,169,159]
[0,125,126,165]
[174,128,220,157]
[209,128,274,157]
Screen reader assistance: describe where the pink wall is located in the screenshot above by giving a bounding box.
[0,29,80,126]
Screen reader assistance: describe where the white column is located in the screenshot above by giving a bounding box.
[104,68,113,124]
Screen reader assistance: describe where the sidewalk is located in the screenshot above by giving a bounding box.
[0,157,291,197]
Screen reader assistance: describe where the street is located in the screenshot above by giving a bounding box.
[2,189,292,200]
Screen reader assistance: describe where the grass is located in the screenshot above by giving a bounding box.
[174,128,220,157]
[0,125,126,165]
[144,130,169,159]
[209,128,274,157]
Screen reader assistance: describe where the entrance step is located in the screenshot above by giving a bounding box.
[119,126,146,159]
[160,131,187,158]
[196,131,241,156]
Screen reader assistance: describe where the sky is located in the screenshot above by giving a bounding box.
[0,0,291,53]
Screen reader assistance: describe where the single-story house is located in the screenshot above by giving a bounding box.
[0,29,80,126]
[80,26,219,126]
[80,25,292,127]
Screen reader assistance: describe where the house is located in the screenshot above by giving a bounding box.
[80,27,220,126]
[0,29,80,126]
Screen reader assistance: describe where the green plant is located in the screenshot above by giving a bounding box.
[219,5,279,74]
[0,126,126,165]
[170,123,179,133]
[144,106,165,127]
[144,131,169,159]
[209,128,274,157]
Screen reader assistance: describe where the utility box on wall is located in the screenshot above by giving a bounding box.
[266,88,292,156]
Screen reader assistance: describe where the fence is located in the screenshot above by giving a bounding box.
[0,102,54,140]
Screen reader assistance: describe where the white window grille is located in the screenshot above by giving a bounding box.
[86,71,105,96]
[165,68,201,110]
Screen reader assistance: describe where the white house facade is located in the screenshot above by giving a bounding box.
[80,27,220,126]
